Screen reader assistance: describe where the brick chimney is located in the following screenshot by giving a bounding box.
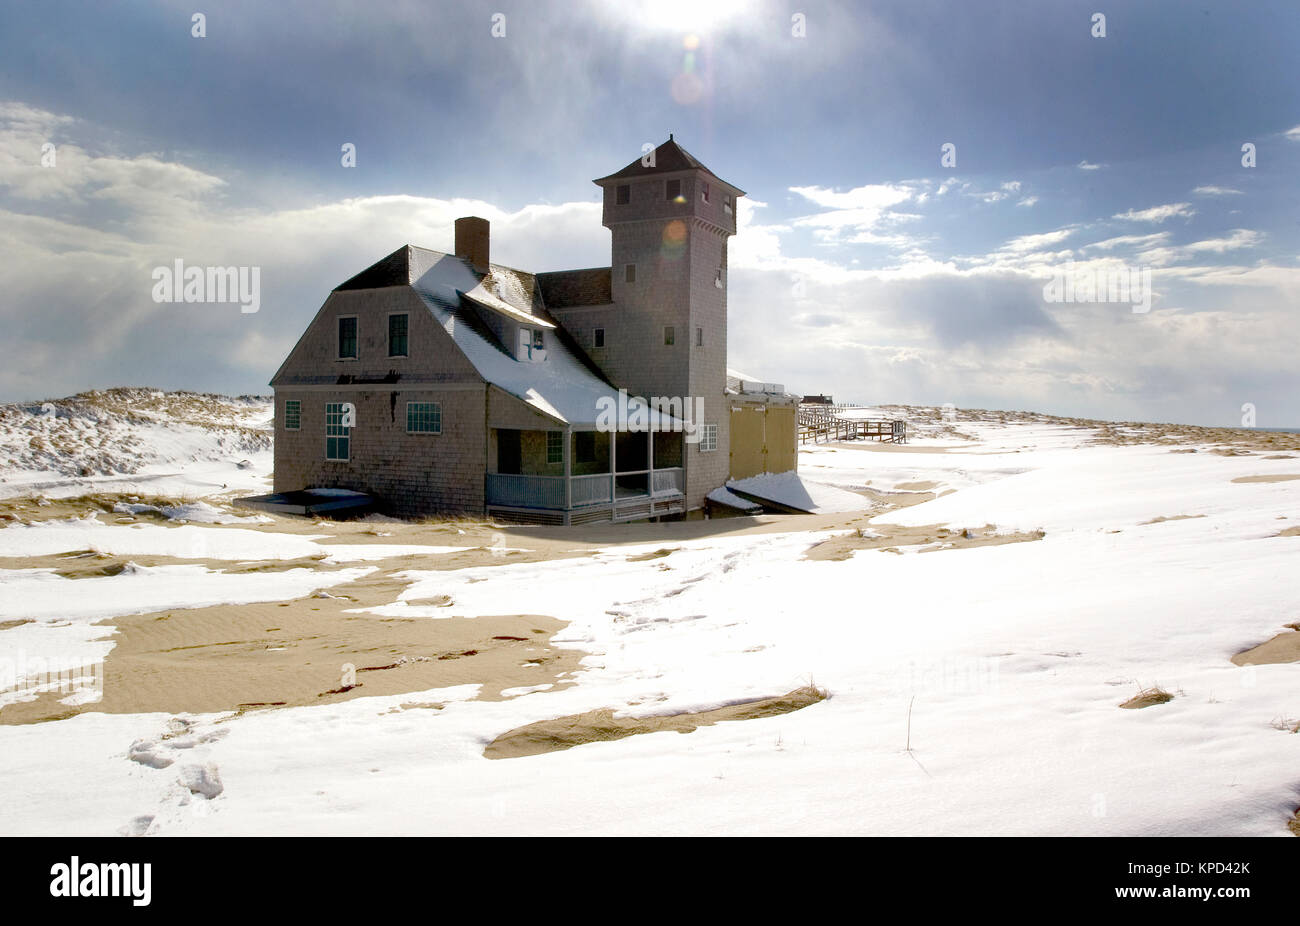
[454,216,490,274]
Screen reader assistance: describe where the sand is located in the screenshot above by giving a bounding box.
[0,557,582,725]
[1231,627,1300,667]
[804,522,1044,561]
[1231,474,1300,484]
[0,500,896,725]
[484,685,828,759]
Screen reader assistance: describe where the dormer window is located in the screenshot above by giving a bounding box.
[666,178,681,201]
[616,184,630,205]
[701,182,710,204]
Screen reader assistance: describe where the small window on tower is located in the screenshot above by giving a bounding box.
[724,194,733,215]
[625,264,636,284]
[666,178,681,201]
[593,327,605,348]
[714,268,724,289]
[700,182,710,203]
[664,326,675,346]
[616,184,630,205]
[695,327,703,347]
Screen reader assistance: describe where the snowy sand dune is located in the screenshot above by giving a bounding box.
[1,411,1298,836]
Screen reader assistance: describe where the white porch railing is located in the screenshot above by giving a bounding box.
[486,468,684,510]
[651,468,684,496]
[571,473,613,507]
[485,473,565,509]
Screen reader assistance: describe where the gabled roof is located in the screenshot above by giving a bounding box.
[321,244,675,429]
[594,136,745,194]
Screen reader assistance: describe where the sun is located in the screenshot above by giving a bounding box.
[600,0,751,33]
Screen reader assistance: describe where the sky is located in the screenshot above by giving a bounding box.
[0,0,1297,426]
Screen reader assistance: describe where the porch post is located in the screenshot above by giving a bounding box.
[563,427,572,511]
[648,423,655,499]
[610,428,617,508]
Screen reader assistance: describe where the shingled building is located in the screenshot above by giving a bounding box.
[270,137,790,522]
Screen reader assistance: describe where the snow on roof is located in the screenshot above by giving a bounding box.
[404,255,672,428]
[726,472,874,514]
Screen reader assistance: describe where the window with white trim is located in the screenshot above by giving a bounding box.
[325,403,350,460]
[406,402,441,434]
[546,431,563,464]
[700,423,718,452]
[284,400,301,430]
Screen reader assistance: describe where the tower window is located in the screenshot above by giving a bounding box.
[616,184,630,205]
[700,182,710,203]
[724,194,733,215]
[695,327,703,347]
[593,327,605,348]
[666,179,681,201]
[715,268,724,289]
[664,326,675,346]
[625,263,636,284]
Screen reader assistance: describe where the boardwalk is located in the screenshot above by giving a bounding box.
[797,404,907,445]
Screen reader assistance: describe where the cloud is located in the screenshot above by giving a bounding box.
[1112,202,1195,223]
[1016,196,1039,207]
[1192,185,1242,196]
[787,182,920,247]
[1077,161,1104,170]
[1285,125,1300,141]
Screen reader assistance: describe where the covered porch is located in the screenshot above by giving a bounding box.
[486,427,685,525]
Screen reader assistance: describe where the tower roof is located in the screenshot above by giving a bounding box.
[594,136,745,194]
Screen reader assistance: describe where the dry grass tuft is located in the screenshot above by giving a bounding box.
[1120,685,1174,710]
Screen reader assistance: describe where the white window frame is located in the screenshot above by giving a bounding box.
[325,402,351,461]
[546,431,563,464]
[284,399,301,431]
[406,401,442,435]
[699,423,718,452]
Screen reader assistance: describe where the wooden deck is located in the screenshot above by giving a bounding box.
[797,405,907,445]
